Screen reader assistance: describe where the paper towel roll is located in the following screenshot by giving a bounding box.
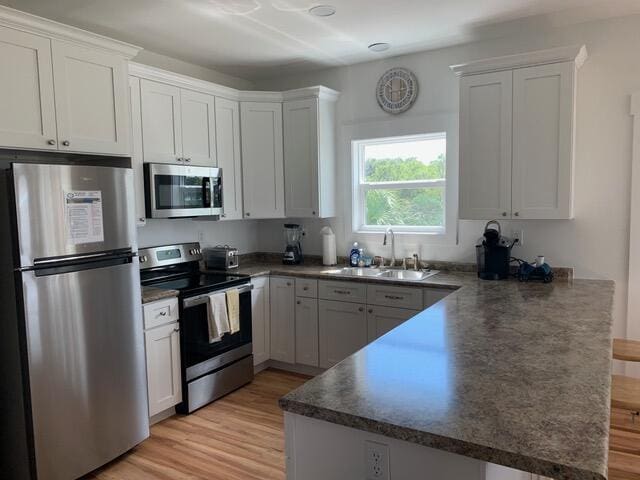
[320,226,337,266]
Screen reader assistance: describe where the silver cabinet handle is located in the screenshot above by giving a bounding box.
[502,212,507,217]
[246,212,250,217]
[174,325,180,332]
[177,157,183,162]
[296,300,301,305]
[334,289,351,295]
[286,282,292,286]
[47,139,56,145]
[62,140,70,146]
[158,311,167,316]
[358,306,364,312]
[221,213,226,218]
[312,211,316,215]
[139,217,145,222]
[303,286,309,291]
[514,212,520,217]
[184,157,191,163]
[384,295,403,300]
[368,308,373,314]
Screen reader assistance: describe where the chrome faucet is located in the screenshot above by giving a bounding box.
[383,228,396,267]
[413,253,420,271]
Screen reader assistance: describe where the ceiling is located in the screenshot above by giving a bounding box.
[3,0,640,80]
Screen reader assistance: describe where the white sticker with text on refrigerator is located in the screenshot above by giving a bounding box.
[64,191,104,245]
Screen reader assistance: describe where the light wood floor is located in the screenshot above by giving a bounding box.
[86,369,309,480]
[609,407,640,480]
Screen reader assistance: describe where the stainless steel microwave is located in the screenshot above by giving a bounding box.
[144,163,223,218]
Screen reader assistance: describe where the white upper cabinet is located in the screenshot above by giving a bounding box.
[215,97,243,220]
[128,76,146,226]
[459,71,512,220]
[240,101,285,219]
[0,9,139,155]
[453,45,586,220]
[52,41,130,155]
[283,90,339,218]
[139,78,217,167]
[180,89,216,166]
[140,79,182,164]
[512,62,574,219]
[0,26,57,150]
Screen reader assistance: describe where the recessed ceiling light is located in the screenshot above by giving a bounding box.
[368,42,390,52]
[309,5,336,16]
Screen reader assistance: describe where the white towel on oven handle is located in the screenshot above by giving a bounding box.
[207,292,230,343]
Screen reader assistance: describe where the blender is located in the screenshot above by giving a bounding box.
[283,224,304,265]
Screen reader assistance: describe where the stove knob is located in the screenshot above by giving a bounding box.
[189,249,195,255]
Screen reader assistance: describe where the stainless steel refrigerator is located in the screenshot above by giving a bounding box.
[1,163,149,479]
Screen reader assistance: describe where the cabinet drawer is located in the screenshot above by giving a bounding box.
[318,280,367,303]
[296,278,318,298]
[143,297,179,330]
[423,288,453,309]
[366,284,423,310]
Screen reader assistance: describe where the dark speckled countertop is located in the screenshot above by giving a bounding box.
[269,267,615,480]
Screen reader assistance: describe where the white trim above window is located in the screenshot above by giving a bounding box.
[352,132,449,235]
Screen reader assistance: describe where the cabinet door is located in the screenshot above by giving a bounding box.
[318,299,367,368]
[512,62,574,219]
[251,276,270,366]
[295,297,319,367]
[128,76,146,226]
[215,97,243,220]
[270,277,296,363]
[0,26,57,150]
[240,102,285,219]
[51,40,129,155]
[145,322,182,417]
[366,305,419,342]
[180,89,216,167]
[284,98,319,218]
[140,79,182,164]
[459,71,512,220]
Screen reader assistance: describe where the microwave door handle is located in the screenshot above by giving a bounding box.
[203,178,211,208]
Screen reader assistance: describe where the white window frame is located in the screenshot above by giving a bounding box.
[352,132,447,234]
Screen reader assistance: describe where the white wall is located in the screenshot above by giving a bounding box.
[255,14,640,341]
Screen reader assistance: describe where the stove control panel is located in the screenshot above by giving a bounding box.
[139,242,203,270]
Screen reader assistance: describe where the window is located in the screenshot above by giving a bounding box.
[352,133,447,233]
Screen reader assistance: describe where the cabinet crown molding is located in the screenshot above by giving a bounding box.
[450,44,587,76]
[130,61,340,103]
[0,5,141,58]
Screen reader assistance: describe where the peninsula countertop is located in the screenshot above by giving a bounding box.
[275,272,614,480]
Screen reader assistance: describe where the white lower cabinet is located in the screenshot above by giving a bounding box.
[270,276,296,363]
[366,305,420,342]
[423,288,453,308]
[318,299,367,369]
[251,276,271,366]
[295,297,319,367]
[143,298,182,417]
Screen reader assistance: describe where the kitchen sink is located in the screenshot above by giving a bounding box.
[323,267,439,281]
[378,270,439,281]
[323,267,386,277]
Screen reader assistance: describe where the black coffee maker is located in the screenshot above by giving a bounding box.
[476,220,518,280]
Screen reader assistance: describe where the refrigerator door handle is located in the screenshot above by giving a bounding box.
[32,250,134,267]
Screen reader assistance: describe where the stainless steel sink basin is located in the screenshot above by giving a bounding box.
[323,267,386,277]
[378,270,439,281]
[323,267,439,281]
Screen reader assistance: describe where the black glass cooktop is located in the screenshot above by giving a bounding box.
[144,272,249,297]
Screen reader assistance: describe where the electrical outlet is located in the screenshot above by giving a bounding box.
[511,229,524,247]
[365,440,389,480]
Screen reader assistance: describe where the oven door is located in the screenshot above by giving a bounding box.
[180,284,252,381]
[145,163,222,218]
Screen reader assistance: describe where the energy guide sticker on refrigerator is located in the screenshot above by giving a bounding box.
[64,190,104,245]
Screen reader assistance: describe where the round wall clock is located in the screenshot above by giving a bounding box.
[376,68,419,114]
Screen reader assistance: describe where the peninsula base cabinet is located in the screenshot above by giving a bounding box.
[143,298,182,418]
[366,305,420,343]
[285,413,550,480]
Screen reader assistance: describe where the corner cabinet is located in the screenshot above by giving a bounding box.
[283,88,339,218]
[0,18,139,155]
[453,45,587,220]
[240,101,285,219]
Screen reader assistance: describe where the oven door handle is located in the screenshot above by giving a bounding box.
[182,283,253,309]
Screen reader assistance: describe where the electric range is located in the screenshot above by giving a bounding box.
[139,242,254,413]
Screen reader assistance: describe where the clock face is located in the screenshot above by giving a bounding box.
[376,68,418,114]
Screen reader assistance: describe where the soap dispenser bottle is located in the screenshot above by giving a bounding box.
[349,242,360,267]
